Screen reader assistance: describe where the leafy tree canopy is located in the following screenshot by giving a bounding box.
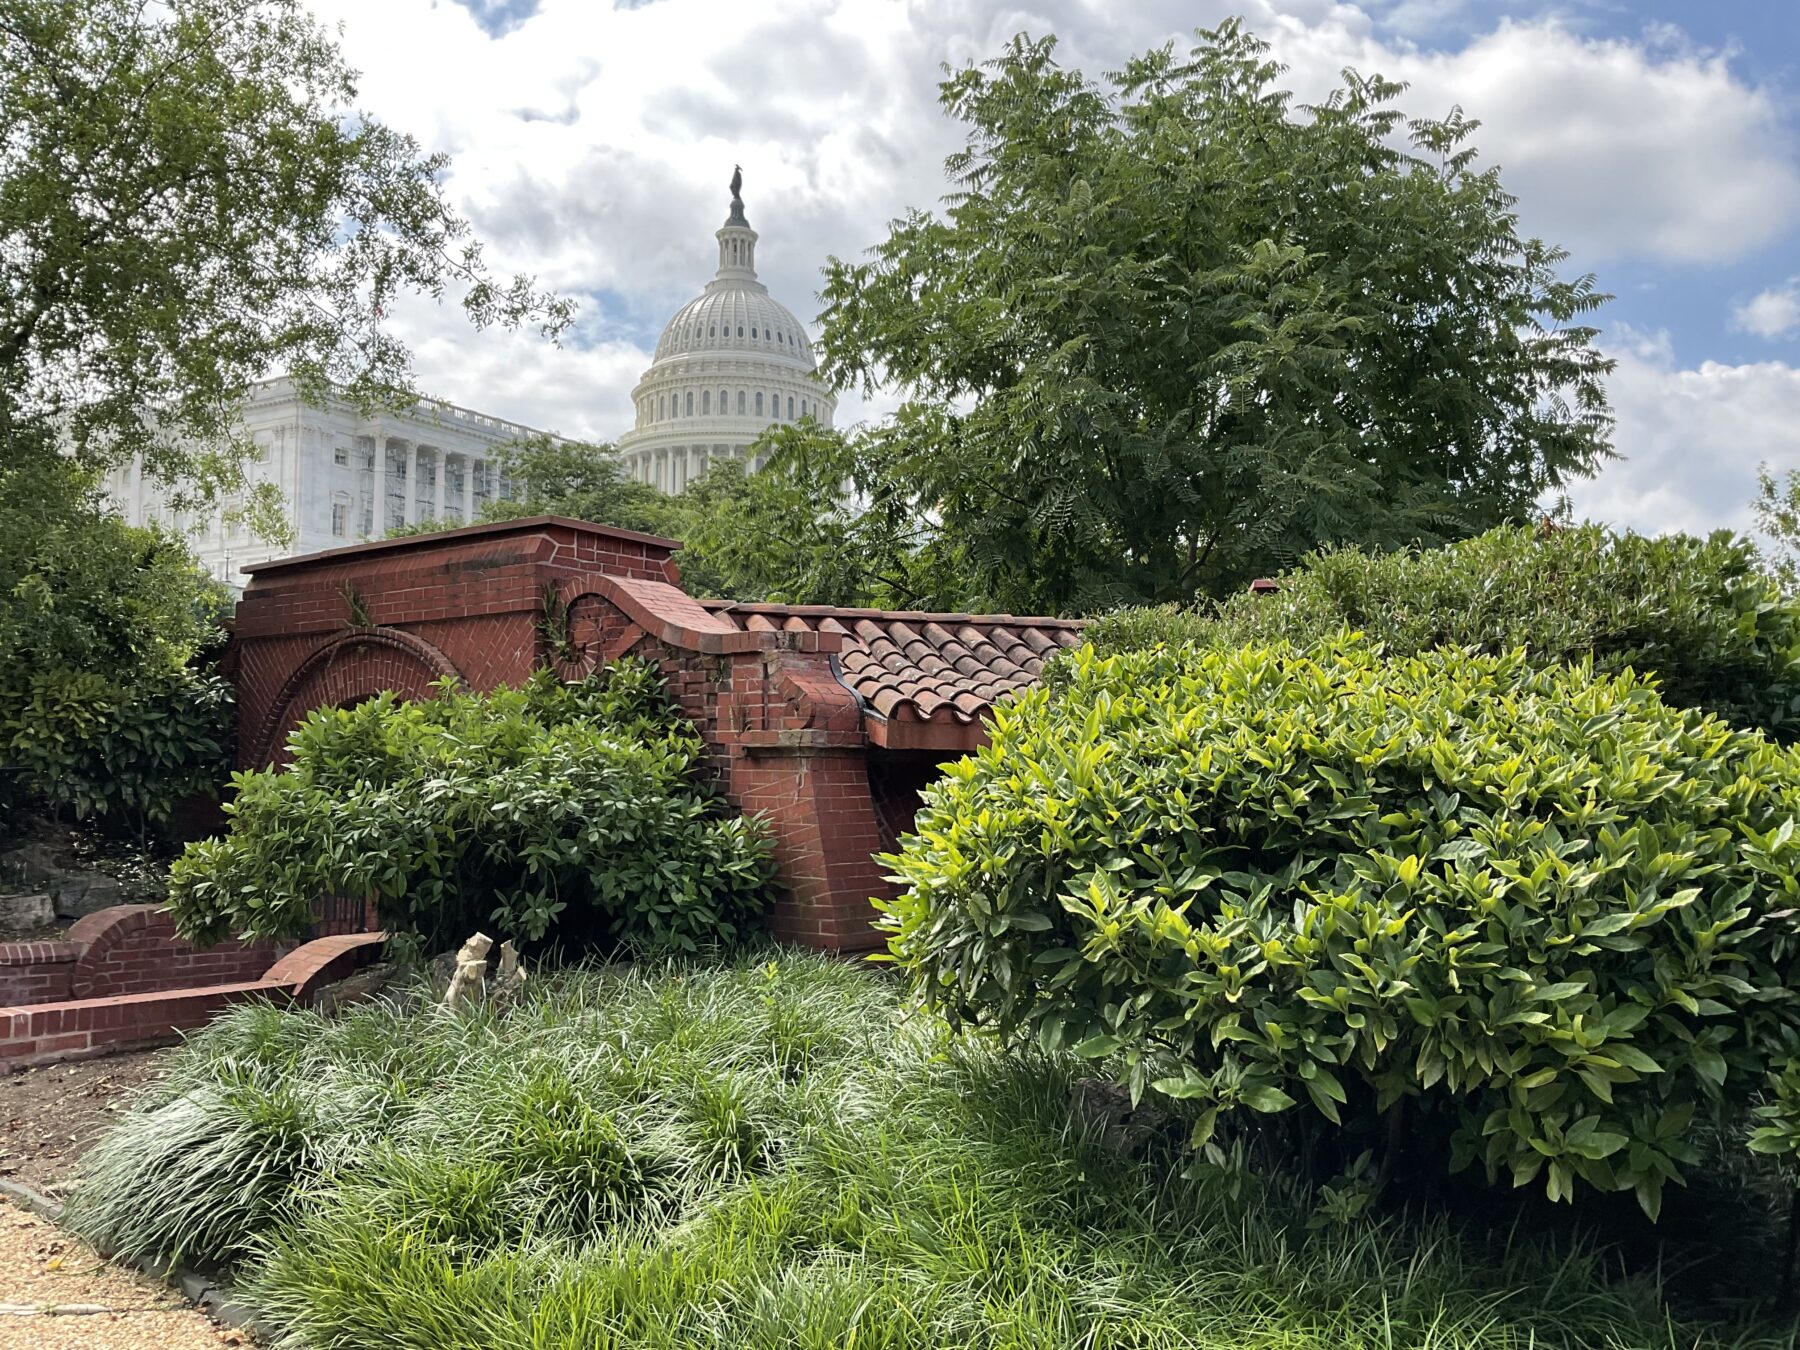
[396,424,969,611]
[1753,461,1800,591]
[660,422,968,609]
[0,0,569,503]
[819,22,1615,614]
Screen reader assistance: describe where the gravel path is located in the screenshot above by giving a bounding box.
[0,1202,244,1349]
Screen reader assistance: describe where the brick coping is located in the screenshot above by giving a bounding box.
[244,514,680,575]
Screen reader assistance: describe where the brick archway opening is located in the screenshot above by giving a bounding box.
[247,627,462,766]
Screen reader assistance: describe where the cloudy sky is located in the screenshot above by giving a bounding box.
[304,0,1800,538]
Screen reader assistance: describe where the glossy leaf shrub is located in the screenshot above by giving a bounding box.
[1083,526,1800,740]
[883,641,1800,1214]
[169,662,774,954]
[0,667,231,833]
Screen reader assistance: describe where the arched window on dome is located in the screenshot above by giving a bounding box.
[770,389,778,418]
[709,325,715,337]
[737,390,746,414]
[737,326,744,337]
[719,387,728,413]
[658,395,665,420]
[751,327,758,339]
[686,391,694,416]
[754,392,762,416]
[702,391,711,415]
[787,396,794,419]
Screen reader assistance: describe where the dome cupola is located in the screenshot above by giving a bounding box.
[617,169,836,495]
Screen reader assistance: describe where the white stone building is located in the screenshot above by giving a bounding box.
[617,171,836,493]
[103,377,543,590]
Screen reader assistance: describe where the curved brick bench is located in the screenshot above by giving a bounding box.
[0,930,387,1072]
[266,932,387,1000]
[66,905,287,999]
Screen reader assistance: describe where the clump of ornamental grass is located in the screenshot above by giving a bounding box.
[68,955,1800,1349]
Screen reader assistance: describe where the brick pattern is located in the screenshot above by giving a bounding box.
[0,933,387,1072]
[0,943,82,1005]
[234,517,679,768]
[0,907,287,1005]
[0,981,283,1071]
[264,932,387,998]
[65,905,288,1000]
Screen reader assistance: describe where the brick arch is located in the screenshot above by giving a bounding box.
[247,627,463,766]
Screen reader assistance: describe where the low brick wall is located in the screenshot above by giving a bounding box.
[0,905,287,1005]
[0,931,386,1072]
[0,941,83,1005]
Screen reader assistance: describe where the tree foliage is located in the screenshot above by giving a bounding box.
[0,0,567,501]
[0,460,231,834]
[480,434,671,538]
[1752,462,1800,591]
[399,424,971,610]
[659,423,968,608]
[883,640,1800,1216]
[820,22,1614,614]
[1081,524,1800,741]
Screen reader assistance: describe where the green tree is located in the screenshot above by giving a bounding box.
[820,22,1614,614]
[1,0,566,834]
[481,435,672,537]
[0,459,231,835]
[0,0,568,501]
[1753,462,1800,590]
[665,423,967,608]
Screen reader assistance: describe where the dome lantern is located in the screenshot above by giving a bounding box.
[716,164,758,281]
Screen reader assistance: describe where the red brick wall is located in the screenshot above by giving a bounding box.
[65,906,287,1000]
[228,517,913,952]
[0,943,81,1005]
[0,932,387,1072]
[234,518,679,767]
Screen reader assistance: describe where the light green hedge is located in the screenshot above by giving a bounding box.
[1081,526,1800,741]
[884,640,1800,1213]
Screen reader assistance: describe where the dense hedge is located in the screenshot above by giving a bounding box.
[170,662,774,954]
[1081,526,1800,740]
[0,480,233,837]
[883,640,1800,1213]
[0,667,230,833]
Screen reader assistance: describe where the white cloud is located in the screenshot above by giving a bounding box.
[289,0,1800,537]
[1561,328,1800,536]
[1733,282,1800,340]
[1247,14,1800,265]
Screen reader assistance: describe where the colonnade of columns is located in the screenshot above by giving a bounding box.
[636,443,748,495]
[375,437,501,535]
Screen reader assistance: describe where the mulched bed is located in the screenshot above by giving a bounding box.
[0,1051,172,1200]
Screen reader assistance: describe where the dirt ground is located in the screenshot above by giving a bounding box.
[0,1051,172,1200]
[0,1202,242,1349]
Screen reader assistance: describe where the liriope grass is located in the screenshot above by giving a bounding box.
[64,953,1800,1349]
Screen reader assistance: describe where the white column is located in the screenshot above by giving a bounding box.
[424,446,439,522]
[370,439,388,540]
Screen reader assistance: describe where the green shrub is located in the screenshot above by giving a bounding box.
[0,469,233,835]
[1082,526,1800,740]
[883,640,1800,1215]
[167,661,774,953]
[0,667,231,833]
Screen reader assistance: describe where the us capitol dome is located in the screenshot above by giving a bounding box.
[618,169,836,494]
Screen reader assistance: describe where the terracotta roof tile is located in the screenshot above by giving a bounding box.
[699,599,1088,726]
